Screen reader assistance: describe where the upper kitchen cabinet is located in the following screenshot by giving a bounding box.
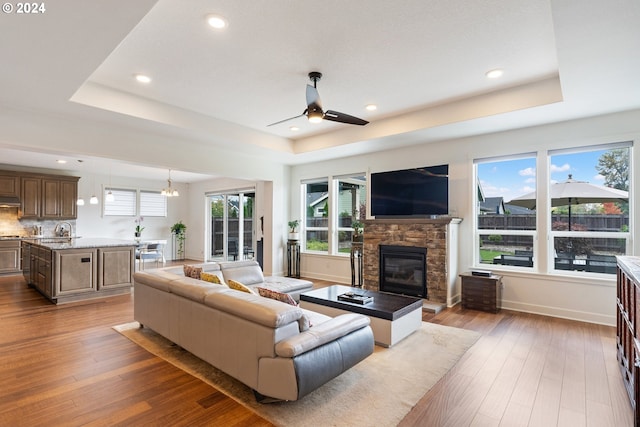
[42,178,78,219]
[21,176,41,218]
[15,172,79,219]
[0,174,20,198]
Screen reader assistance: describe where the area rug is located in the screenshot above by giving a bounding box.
[114,321,480,426]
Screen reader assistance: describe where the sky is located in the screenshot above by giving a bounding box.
[477,148,612,202]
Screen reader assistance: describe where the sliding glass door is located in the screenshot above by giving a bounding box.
[207,191,255,262]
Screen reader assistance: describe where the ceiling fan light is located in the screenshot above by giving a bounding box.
[308,111,323,123]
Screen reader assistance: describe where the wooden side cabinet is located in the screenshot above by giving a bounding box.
[460,273,502,313]
[616,256,640,426]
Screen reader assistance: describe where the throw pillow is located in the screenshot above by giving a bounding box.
[183,264,203,279]
[200,272,222,284]
[257,287,298,306]
[298,313,312,331]
[227,279,256,294]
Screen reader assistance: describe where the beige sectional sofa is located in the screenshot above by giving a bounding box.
[133,260,375,401]
[162,260,313,301]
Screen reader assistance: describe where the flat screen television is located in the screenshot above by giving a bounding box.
[371,164,449,217]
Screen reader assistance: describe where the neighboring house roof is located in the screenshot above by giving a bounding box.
[480,197,505,214]
[504,203,534,215]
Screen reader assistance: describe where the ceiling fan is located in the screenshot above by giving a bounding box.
[268,72,369,127]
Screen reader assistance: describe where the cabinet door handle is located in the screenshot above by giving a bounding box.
[81,257,91,263]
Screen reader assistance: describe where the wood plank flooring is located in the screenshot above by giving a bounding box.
[0,266,633,426]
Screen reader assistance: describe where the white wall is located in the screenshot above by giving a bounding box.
[75,172,189,258]
[290,108,640,326]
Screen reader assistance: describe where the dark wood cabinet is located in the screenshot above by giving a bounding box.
[0,174,20,197]
[460,273,502,313]
[0,240,21,274]
[617,256,640,427]
[41,178,78,219]
[15,172,78,219]
[21,176,41,218]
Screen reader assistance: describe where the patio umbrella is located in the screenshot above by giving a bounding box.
[507,174,629,230]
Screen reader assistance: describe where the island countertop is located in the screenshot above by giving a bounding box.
[23,237,137,250]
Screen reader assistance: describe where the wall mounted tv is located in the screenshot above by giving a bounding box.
[371,164,449,217]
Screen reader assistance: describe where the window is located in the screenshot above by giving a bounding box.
[103,188,136,216]
[140,190,167,217]
[303,179,329,253]
[475,155,537,269]
[548,143,631,274]
[103,188,167,218]
[474,142,632,276]
[301,174,367,255]
[335,174,366,254]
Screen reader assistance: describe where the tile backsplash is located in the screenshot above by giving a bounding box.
[0,209,76,237]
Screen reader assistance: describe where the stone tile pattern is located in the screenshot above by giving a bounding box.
[362,219,449,304]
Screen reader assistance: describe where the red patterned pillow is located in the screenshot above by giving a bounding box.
[183,264,203,279]
[257,287,298,306]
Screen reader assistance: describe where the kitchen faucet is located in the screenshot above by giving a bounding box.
[54,221,73,238]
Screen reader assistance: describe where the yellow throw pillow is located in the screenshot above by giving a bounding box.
[200,272,222,284]
[227,279,256,294]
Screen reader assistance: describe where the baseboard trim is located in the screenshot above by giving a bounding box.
[502,299,615,326]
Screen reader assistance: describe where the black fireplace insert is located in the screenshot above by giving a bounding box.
[379,245,427,298]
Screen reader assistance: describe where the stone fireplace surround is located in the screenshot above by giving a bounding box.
[362,217,461,306]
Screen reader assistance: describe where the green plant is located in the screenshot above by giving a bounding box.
[352,219,364,235]
[171,221,186,234]
[134,216,145,234]
[288,220,299,233]
[487,234,502,243]
[171,221,187,259]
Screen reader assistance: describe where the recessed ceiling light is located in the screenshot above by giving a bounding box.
[365,104,377,111]
[207,14,227,29]
[290,126,300,132]
[56,159,67,164]
[134,74,152,83]
[485,69,504,79]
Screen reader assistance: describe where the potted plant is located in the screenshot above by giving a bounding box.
[352,219,364,242]
[134,216,144,238]
[288,220,300,241]
[171,221,187,260]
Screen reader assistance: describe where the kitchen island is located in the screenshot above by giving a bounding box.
[22,238,136,304]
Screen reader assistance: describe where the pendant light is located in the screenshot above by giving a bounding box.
[89,168,98,204]
[161,169,179,197]
[105,163,115,202]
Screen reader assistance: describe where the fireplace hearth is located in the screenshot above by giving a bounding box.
[379,245,427,298]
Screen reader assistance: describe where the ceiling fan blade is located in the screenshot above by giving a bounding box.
[267,111,306,127]
[323,110,369,126]
[306,84,322,110]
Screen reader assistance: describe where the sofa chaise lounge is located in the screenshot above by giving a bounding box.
[133,261,375,401]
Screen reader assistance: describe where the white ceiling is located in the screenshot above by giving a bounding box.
[1,0,639,183]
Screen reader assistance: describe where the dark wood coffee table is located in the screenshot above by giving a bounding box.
[300,285,423,347]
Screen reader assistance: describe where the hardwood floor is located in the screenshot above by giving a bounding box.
[0,265,633,426]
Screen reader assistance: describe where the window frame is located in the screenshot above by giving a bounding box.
[473,154,538,271]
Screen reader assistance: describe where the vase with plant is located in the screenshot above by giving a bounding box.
[352,219,364,242]
[134,216,144,238]
[288,220,300,241]
[171,221,187,260]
